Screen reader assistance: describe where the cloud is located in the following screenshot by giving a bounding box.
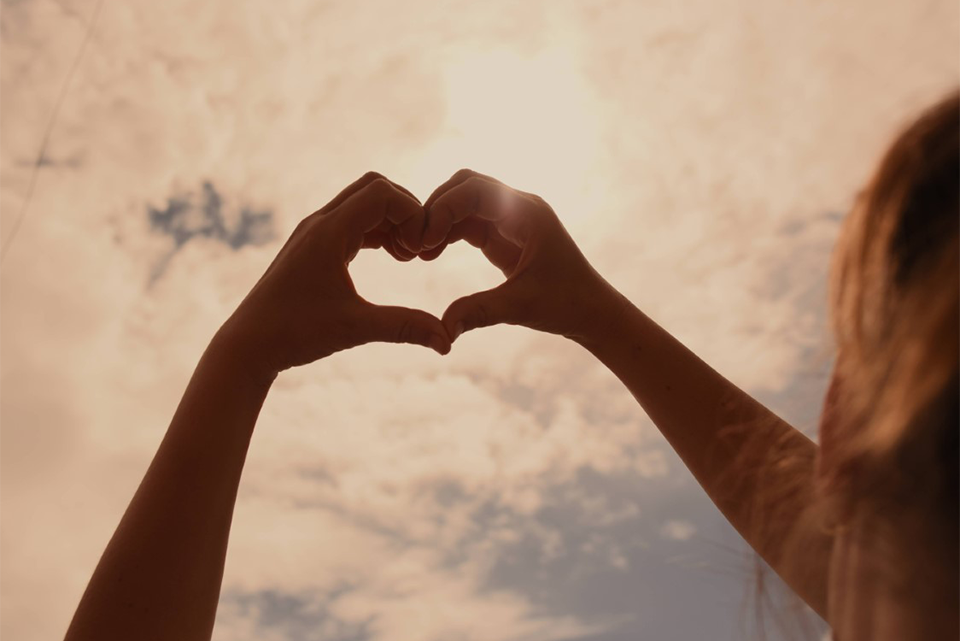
[146,180,274,281]
[660,520,696,542]
[325,551,604,641]
[215,587,369,641]
[3,0,957,640]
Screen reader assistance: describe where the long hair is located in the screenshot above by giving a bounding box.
[749,92,959,639]
[823,92,959,548]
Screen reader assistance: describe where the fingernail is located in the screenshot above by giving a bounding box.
[452,322,464,341]
[429,334,449,355]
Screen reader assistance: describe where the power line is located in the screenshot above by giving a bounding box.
[0,0,107,267]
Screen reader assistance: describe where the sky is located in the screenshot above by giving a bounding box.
[1,0,957,639]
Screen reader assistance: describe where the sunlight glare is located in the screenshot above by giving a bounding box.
[411,46,604,222]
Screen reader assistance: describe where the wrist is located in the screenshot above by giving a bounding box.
[206,324,280,391]
[568,280,637,353]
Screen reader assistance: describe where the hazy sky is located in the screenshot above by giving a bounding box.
[1,0,957,639]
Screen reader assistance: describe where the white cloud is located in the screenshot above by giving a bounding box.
[660,520,697,542]
[3,0,956,639]
[325,550,605,641]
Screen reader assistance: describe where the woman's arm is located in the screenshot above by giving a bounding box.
[64,340,274,641]
[421,169,833,617]
[64,172,451,641]
[576,292,833,617]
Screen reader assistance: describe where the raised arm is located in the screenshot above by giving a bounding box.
[421,169,833,617]
[64,173,451,641]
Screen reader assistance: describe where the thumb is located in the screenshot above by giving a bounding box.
[359,303,452,355]
[442,283,516,341]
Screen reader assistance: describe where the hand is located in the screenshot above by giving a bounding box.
[421,169,624,343]
[215,172,452,379]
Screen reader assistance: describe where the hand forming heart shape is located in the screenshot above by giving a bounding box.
[214,169,621,381]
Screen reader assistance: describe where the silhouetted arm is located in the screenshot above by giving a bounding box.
[64,341,273,641]
[575,292,833,618]
[422,169,833,617]
[64,173,451,641]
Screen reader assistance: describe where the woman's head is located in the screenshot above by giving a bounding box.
[824,90,959,558]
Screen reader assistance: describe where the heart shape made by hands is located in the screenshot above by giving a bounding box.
[343,171,532,348]
[345,169,567,352]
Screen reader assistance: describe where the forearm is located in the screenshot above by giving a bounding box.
[65,336,275,641]
[64,173,446,641]
[577,288,831,616]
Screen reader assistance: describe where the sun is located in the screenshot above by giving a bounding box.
[412,45,604,222]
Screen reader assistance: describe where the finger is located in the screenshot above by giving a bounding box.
[423,169,501,250]
[452,218,522,275]
[417,216,476,262]
[429,175,535,247]
[389,234,417,261]
[361,231,390,250]
[318,171,419,218]
[422,195,454,250]
[334,178,423,259]
[305,173,422,261]
[417,216,523,274]
[442,282,517,340]
[396,210,426,254]
[358,302,452,355]
[423,168,503,211]
[263,175,421,281]
[358,232,416,263]
[418,243,448,261]
[349,188,425,254]
[416,216,475,262]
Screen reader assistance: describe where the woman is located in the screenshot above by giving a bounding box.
[65,93,958,640]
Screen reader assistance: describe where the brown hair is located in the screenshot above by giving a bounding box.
[824,91,959,544]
